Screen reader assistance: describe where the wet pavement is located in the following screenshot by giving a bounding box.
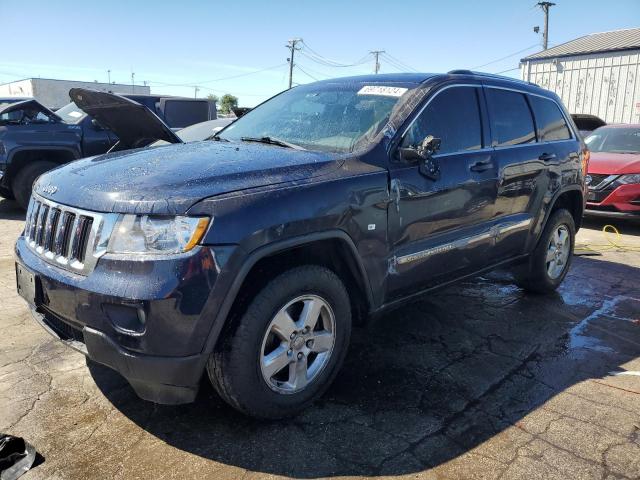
[1,196,639,479]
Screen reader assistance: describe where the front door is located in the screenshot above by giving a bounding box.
[387,85,499,300]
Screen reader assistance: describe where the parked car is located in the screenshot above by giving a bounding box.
[571,114,606,137]
[584,124,640,219]
[15,72,587,419]
[0,93,216,208]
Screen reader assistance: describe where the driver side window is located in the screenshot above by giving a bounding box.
[402,87,483,155]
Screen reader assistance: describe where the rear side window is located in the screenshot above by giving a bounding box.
[402,87,482,155]
[529,96,572,141]
[485,89,535,147]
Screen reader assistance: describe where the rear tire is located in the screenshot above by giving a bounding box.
[12,161,58,210]
[208,265,352,419]
[513,208,575,293]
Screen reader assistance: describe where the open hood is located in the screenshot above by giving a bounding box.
[69,88,182,149]
[0,99,61,124]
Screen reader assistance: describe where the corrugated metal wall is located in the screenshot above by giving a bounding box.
[521,49,640,124]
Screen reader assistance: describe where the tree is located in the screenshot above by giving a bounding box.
[206,93,219,103]
[219,94,238,115]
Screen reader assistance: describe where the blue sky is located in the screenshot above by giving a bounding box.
[0,0,638,106]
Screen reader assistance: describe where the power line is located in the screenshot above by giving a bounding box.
[295,64,320,81]
[299,40,370,68]
[380,52,419,72]
[470,43,540,70]
[493,67,520,74]
[294,62,333,79]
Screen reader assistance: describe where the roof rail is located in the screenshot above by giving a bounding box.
[447,69,538,87]
[447,69,474,75]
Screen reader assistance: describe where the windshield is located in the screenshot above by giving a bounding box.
[217,83,411,153]
[55,102,87,124]
[585,127,640,154]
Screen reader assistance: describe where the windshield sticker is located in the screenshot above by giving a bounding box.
[358,86,408,97]
[67,111,83,118]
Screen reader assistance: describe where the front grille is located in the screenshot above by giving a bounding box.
[24,194,116,275]
[588,174,618,190]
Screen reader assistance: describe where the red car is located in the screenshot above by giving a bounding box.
[584,124,640,219]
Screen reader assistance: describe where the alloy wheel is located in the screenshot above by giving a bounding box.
[546,224,571,279]
[259,294,336,394]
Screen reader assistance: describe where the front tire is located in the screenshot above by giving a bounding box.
[12,161,58,210]
[208,265,352,419]
[514,208,575,293]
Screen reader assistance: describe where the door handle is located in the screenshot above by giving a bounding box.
[539,152,557,162]
[469,159,493,172]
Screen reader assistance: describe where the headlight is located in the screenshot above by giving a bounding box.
[107,215,210,255]
[618,174,640,185]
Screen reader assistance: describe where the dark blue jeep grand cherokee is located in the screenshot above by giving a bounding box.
[15,72,588,418]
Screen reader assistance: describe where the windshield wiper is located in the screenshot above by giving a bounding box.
[240,136,305,150]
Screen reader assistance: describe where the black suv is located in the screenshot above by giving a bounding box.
[15,72,588,419]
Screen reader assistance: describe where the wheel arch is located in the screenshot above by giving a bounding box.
[202,230,374,356]
[546,186,584,232]
[6,147,79,184]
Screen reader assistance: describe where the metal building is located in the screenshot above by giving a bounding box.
[520,28,640,124]
[0,78,150,110]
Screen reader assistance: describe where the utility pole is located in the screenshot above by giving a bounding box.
[537,2,556,50]
[131,72,135,93]
[286,38,302,89]
[370,50,385,74]
[107,69,111,84]
[194,86,200,99]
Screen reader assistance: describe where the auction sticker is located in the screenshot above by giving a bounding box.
[358,86,407,97]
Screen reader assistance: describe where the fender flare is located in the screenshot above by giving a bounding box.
[200,229,374,356]
[536,184,584,242]
[8,145,81,164]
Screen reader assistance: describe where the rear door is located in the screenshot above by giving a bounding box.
[483,86,544,261]
[387,84,499,299]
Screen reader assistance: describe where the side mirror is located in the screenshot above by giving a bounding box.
[398,135,442,181]
[417,135,441,159]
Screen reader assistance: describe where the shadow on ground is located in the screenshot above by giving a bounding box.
[88,255,640,477]
[0,198,24,221]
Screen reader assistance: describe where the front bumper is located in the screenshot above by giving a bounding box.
[16,236,238,404]
[586,183,640,217]
[30,306,204,403]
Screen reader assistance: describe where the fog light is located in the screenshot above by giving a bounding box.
[103,303,146,335]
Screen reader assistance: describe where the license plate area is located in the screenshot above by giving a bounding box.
[16,262,39,307]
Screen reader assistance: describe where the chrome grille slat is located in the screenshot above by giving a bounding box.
[23,194,117,276]
[45,209,60,252]
[67,215,81,259]
[54,212,71,256]
[29,202,41,242]
[35,205,49,247]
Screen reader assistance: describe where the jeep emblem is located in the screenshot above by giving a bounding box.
[41,184,58,195]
